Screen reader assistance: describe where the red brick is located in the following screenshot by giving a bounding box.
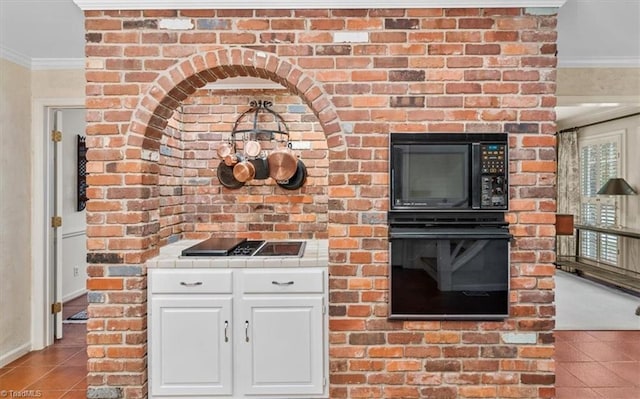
[86,19,122,30]
[459,386,497,398]
[87,278,123,290]
[180,32,218,43]
[104,32,138,43]
[220,32,256,44]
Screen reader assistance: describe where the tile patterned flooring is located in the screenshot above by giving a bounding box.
[555,330,640,399]
[1,296,638,398]
[0,296,87,399]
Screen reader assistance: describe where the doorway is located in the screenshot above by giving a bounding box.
[31,102,86,349]
[52,108,88,338]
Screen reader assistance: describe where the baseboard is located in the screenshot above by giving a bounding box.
[0,342,31,367]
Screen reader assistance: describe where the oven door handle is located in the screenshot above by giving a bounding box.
[389,230,512,240]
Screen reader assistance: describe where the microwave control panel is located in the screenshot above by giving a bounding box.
[480,143,507,208]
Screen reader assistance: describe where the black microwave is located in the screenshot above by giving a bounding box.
[390,133,508,212]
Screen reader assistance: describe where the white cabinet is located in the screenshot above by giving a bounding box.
[148,267,327,399]
[238,269,326,396]
[148,269,233,397]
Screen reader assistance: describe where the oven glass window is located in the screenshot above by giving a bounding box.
[390,234,509,319]
[392,145,469,209]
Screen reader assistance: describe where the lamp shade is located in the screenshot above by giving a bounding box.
[597,178,637,195]
[555,214,575,236]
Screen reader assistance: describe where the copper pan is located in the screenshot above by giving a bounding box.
[277,160,307,190]
[244,140,261,158]
[216,142,233,159]
[267,146,297,181]
[233,160,256,182]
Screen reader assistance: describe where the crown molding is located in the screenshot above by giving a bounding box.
[73,0,566,10]
[555,104,640,131]
[0,45,84,70]
[0,45,31,69]
[558,56,640,68]
[31,58,85,70]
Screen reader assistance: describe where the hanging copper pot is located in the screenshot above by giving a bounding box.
[244,140,261,158]
[233,160,256,182]
[267,145,298,181]
[277,160,307,190]
[216,142,233,159]
[224,152,243,167]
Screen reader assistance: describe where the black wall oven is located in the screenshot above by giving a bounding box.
[389,224,511,319]
[388,133,511,320]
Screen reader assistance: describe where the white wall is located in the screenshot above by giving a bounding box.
[0,64,85,365]
[0,57,33,365]
[556,67,640,131]
[31,69,85,99]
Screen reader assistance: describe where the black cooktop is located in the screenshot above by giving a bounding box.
[181,237,247,256]
[181,237,305,257]
[256,241,305,257]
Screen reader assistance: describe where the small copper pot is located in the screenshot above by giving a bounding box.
[224,152,243,167]
[244,140,261,158]
[217,142,233,159]
[233,160,256,182]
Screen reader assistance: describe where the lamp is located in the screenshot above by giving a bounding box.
[555,214,575,236]
[597,178,637,195]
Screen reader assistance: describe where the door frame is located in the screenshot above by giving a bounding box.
[31,98,84,350]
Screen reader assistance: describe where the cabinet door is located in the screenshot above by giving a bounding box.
[149,295,233,397]
[237,296,325,396]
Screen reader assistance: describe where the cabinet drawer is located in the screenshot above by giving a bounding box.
[149,269,233,294]
[241,269,325,294]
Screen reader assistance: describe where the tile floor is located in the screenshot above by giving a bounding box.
[555,330,640,399]
[1,297,639,398]
[0,296,87,399]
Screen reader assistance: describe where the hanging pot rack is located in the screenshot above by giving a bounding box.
[229,99,290,147]
[215,100,306,190]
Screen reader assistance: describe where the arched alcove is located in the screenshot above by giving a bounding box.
[116,48,346,257]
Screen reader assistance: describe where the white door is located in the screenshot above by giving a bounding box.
[48,108,87,339]
[238,296,325,396]
[149,295,233,397]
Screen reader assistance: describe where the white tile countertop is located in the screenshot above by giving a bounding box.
[146,239,329,268]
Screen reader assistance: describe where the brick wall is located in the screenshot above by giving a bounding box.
[84,7,558,399]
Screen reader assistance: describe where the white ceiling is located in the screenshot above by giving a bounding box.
[1,0,639,124]
[557,0,640,67]
[0,0,85,64]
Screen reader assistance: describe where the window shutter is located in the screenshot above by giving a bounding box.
[578,136,620,265]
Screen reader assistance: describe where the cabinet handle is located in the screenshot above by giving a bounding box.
[271,280,294,286]
[245,320,250,342]
[224,320,229,343]
[179,281,203,287]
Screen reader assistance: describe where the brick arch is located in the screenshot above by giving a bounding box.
[127,47,345,154]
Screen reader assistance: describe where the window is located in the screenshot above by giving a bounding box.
[578,134,621,265]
